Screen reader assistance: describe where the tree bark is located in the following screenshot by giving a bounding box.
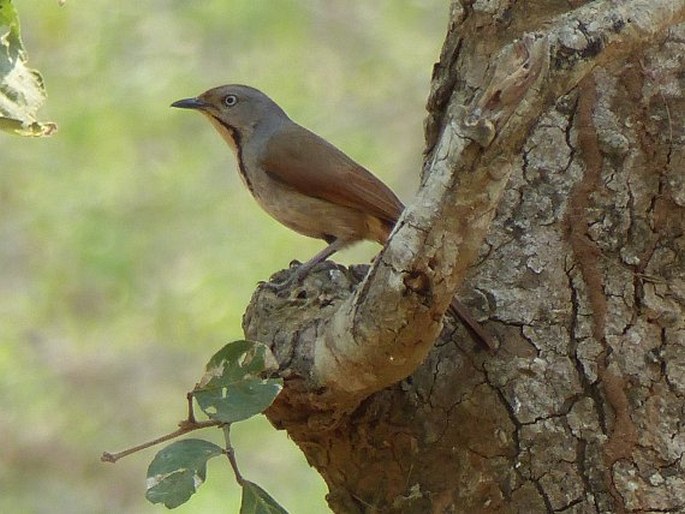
[243,1,685,512]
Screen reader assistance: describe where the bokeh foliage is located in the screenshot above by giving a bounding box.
[0,1,444,512]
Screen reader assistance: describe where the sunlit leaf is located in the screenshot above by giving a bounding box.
[241,481,289,514]
[145,439,224,509]
[0,0,56,136]
[193,340,283,423]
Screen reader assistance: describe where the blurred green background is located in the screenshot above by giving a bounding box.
[1,1,445,512]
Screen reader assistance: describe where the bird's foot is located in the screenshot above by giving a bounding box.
[261,276,295,293]
[260,260,308,294]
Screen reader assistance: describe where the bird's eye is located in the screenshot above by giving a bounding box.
[224,94,238,107]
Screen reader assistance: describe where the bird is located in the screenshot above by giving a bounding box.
[171,84,496,352]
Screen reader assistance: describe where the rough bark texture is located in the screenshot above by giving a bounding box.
[243,1,685,512]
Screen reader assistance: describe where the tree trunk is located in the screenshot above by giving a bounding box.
[243,1,685,512]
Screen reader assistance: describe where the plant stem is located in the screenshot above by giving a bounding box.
[222,424,245,485]
[101,419,220,463]
[186,391,197,424]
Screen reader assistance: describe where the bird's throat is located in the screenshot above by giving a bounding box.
[205,114,240,153]
[204,114,254,193]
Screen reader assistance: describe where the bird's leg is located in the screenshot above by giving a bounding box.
[265,238,348,291]
[290,237,348,280]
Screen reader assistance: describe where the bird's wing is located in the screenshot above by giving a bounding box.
[261,124,405,224]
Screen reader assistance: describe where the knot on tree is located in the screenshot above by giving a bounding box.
[402,269,433,302]
[243,261,369,382]
[242,261,374,429]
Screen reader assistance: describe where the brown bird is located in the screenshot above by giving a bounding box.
[172,85,496,352]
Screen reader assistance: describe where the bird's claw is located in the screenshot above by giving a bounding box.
[260,271,301,294]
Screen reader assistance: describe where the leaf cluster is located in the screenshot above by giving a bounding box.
[105,340,287,513]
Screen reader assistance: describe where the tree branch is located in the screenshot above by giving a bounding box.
[314,0,685,398]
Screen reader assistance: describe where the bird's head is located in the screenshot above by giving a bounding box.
[171,84,287,146]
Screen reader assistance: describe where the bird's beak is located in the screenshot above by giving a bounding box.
[170,97,208,110]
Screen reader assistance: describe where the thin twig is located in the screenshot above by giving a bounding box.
[101,419,220,463]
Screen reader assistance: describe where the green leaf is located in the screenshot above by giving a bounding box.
[193,340,283,423]
[145,439,224,509]
[0,0,56,136]
[241,481,289,514]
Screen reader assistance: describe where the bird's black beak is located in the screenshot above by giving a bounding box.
[170,97,208,110]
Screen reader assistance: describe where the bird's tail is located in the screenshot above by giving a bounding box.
[448,298,498,353]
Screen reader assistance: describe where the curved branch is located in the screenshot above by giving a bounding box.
[314,0,685,397]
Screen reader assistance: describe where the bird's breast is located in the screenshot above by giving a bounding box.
[247,169,380,244]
